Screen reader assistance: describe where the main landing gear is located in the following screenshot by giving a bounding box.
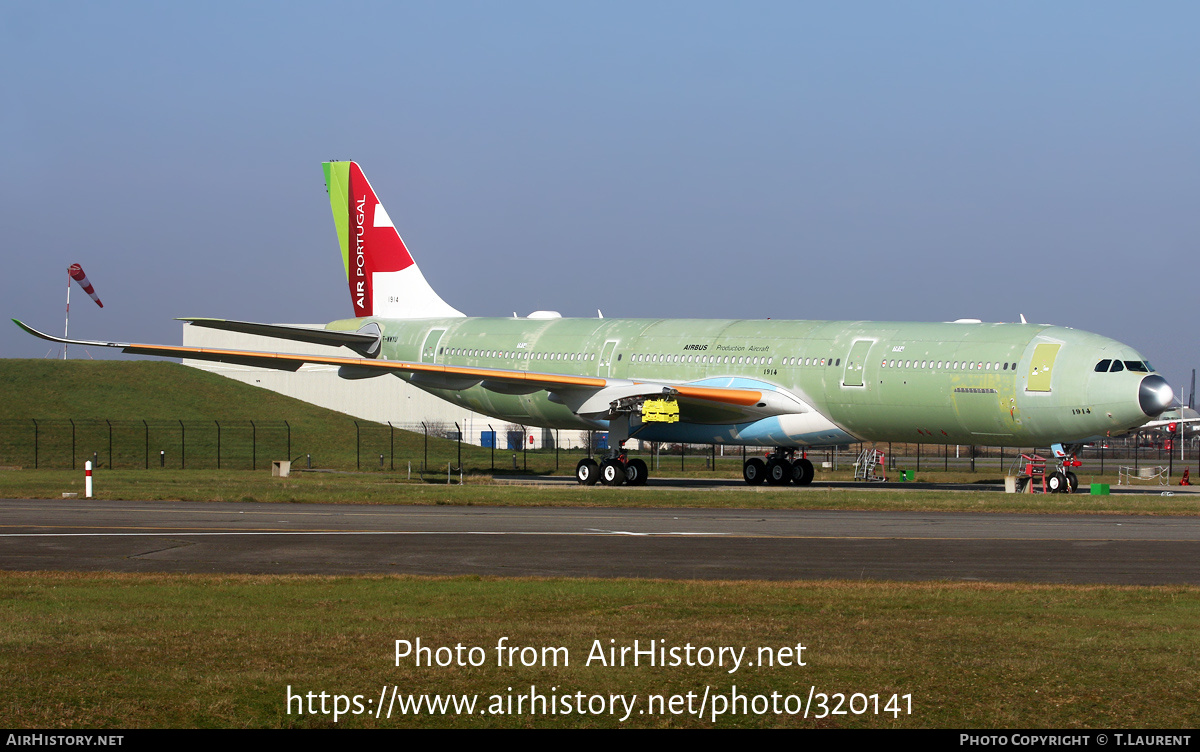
[744,448,814,486]
[575,453,648,486]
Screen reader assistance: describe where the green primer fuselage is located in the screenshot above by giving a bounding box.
[328,315,1154,448]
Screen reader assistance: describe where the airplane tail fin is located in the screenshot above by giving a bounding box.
[322,161,464,319]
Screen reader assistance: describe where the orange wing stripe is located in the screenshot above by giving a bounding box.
[673,385,763,406]
[132,344,608,388]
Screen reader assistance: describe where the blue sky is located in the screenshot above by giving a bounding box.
[2,2,1197,394]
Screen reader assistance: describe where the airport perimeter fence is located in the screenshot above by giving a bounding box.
[2,418,1194,480]
[0,419,291,471]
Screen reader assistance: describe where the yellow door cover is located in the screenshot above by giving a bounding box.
[1026,343,1060,392]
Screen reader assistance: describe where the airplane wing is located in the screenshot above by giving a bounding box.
[13,319,806,425]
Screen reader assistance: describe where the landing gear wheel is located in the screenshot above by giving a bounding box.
[575,458,599,486]
[791,458,815,486]
[625,458,648,486]
[600,458,626,486]
[1047,471,1067,493]
[1065,471,1079,493]
[766,458,791,485]
[743,457,766,485]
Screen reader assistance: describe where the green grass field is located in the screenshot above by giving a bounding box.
[3,468,1200,515]
[2,573,1197,729]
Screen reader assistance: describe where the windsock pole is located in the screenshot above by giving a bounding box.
[63,268,71,360]
[63,264,104,360]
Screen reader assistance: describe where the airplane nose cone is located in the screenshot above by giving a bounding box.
[1139,375,1174,417]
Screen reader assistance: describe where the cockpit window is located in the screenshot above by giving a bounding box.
[1109,360,1124,372]
[1145,361,1156,372]
[1124,361,1148,373]
[1095,359,1112,373]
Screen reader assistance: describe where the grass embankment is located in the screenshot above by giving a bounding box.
[1,573,1196,729]
[0,359,501,472]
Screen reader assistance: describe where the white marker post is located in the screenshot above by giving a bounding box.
[85,460,93,499]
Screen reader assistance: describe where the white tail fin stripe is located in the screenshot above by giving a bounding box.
[373,203,395,229]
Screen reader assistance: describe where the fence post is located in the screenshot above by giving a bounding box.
[216,420,221,469]
[421,421,428,472]
[488,424,495,471]
[523,427,527,472]
[32,419,38,469]
[355,421,361,471]
[179,419,185,469]
[251,420,257,471]
[106,420,112,469]
[143,420,149,470]
[70,418,76,470]
[389,421,394,471]
[455,422,462,475]
[556,429,560,471]
[286,421,291,464]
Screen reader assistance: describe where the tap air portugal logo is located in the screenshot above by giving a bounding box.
[349,162,414,314]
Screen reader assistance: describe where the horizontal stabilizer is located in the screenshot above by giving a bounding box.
[178,318,382,355]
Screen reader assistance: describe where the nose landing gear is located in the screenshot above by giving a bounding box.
[1047,443,1082,493]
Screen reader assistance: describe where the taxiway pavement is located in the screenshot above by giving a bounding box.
[2,498,1198,584]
